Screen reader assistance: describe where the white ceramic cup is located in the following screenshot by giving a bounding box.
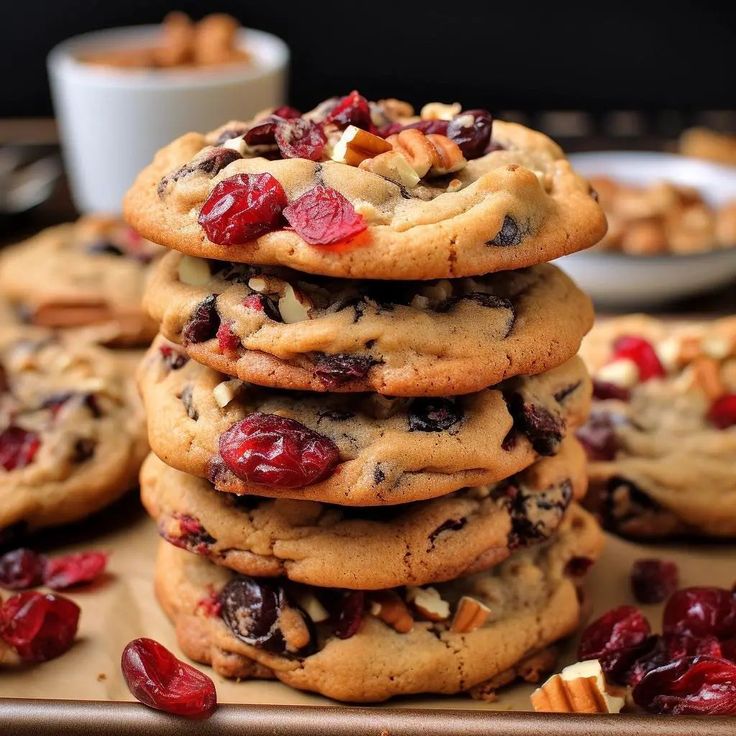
[48,26,289,214]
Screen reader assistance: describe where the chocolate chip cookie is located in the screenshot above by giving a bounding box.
[141,436,587,589]
[0,326,148,539]
[577,314,736,537]
[155,502,602,702]
[124,94,606,281]
[138,335,591,506]
[0,215,162,346]
[145,254,593,396]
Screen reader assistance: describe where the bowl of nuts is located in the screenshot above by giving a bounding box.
[556,151,736,308]
[48,13,288,214]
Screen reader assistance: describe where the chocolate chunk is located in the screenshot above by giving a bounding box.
[427,517,466,550]
[488,215,523,247]
[179,384,198,421]
[504,392,564,455]
[158,147,242,197]
[408,398,463,432]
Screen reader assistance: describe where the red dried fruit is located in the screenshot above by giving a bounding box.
[378,119,449,137]
[198,173,288,245]
[0,426,41,471]
[242,293,282,322]
[182,295,220,344]
[159,345,188,370]
[611,335,665,381]
[578,605,651,684]
[272,105,301,119]
[632,655,736,715]
[446,109,493,159]
[576,413,618,461]
[708,394,736,429]
[43,551,108,590]
[333,590,364,639]
[275,118,327,161]
[216,322,240,357]
[592,379,631,402]
[663,587,736,640]
[0,548,46,590]
[219,412,340,488]
[0,591,80,662]
[166,514,215,555]
[564,556,595,577]
[283,185,366,246]
[121,638,217,719]
[314,353,377,388]
[326,90,373,130]
[244,115,280,147]
[195,590,222,618]
[630,558,679,604]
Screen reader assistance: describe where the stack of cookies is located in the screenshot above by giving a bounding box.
[125,91,607,702]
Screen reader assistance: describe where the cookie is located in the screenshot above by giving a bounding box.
[138,335,591,506]
[0,326,148,537]
[577,314,736,537]
[146,253,593,396]
[155,503,603,702]
[123,95,606,281]
[0,215,162,346]
[141,436,587,589]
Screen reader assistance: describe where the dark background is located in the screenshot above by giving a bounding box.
[1,0,735,124]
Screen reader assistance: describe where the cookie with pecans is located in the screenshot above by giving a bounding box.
[145,253,593,396]
[124,93,606,281]
[138,335,591,506]
[578,314,736,537]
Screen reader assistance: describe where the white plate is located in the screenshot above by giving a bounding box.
[555,151,736,308]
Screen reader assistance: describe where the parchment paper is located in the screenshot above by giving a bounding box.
[1,493,734,711]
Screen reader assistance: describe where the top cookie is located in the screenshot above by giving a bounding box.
[0,215,162,346]
[124,93,606,280]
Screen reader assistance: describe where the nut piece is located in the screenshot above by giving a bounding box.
[293,591,330,624]
[374,98,415,123]
[359,151,421,189]
[331,125,392,166]
[406,586,450,622]
[213,379,243,408]
[596,358,640,388]
[531,659,626,714]
[683,356,725,400]
[222,135,248,156]
[178,255,212,286]
[420,279,454,302]
[248,276,282,295]
[420,102,461,121]
[450,595,491,633]
[278,284,312,324]
[386,129,466,178]
[370,591,414,633]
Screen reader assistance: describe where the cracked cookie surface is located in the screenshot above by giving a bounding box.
[138,335,591,505]
[155,503,603,702]
[578,314,736,537]
[0,326,148,537]
[141,437,587,589]
[146,254,593,396]
[0,215,162,346]
[124,95,605,281]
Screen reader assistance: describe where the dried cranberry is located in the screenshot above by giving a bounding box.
[630,559,679,604]
[505,394,563,455]
[121,638,217,719]
[220,577,311,654]
[379,120,449,137]
[275,118,327,161]
[578,605,651,684]
[333,591,364,639]
[198,173,288,245]
[0,591,79,662]
[283,185,366,246]
[708,394,736,429]
[565,556,594,577]
[272,105,301,119]
[576,413,618,461]
[182,296,220,344]
[244,115,281,147]
[196,591,222,618]
[242,293,282,322]
[632,655,736,715]
[663,587,736,640]
[219,412,340,488]
[0,426,41,471]
[446,109,493,159]
[611,335,665,381]
[592,379,631,402]
[313,353,377,388]
[43,552,108,590]
[216,322,240,356]
[0,549,46,590]
[408,398,463,432]
[326,90,373,131]
[159,345,188,370]
[165,514,215,554]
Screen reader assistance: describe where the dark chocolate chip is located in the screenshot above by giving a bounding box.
[487,215,523,247]
[408,398,463,432]
[427,517,466,550]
